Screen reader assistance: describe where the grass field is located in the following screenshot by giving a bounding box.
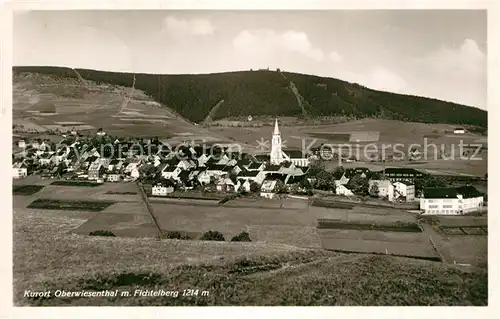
[50,181,102,187]
[27,198,116,211]
[13,185,45,195]
[13,209,487,306]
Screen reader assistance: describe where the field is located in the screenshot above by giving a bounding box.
[27,198,116,211]
[13,207,488,306]
[12,178,489,305]
[13,184,44,195]
[51,180,102,187]
[208,118,487,176]
[13,72,258,154]
[317,219,422,232]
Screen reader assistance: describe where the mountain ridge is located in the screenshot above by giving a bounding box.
[13,66,487,127]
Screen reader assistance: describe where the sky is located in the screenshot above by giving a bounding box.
[13,10,487,109]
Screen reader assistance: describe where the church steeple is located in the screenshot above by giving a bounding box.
[273,118,280,135]
[270,118,284,165]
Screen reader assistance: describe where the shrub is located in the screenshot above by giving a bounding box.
[200,230,225,241]
[231,231,252,242]
[89,230,115,237]
[165,231,191,240]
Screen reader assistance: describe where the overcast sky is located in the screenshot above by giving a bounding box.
[13,10,487,109]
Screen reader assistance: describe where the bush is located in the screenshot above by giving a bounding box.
[231,231,252,242]
[165,231,191,240]
[200,230,225,241]
[89,230,116,237]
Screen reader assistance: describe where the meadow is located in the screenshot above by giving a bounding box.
[13,208,487,306]
[12,178,489,305]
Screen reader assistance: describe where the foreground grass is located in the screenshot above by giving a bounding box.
[13,211,487,306]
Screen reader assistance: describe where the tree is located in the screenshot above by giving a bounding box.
[315,170,335,191]
[231,231,251,242]
[249,181,260,193]
[200,230,225,241]
[332,166,345,179]
[347,174,369,196]
[414,175,447,195]
[369,182,379,197]
[275,180,287,194]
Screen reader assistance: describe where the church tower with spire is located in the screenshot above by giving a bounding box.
[270,118,284,165]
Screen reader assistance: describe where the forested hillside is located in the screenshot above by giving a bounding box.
[13,66,487,127]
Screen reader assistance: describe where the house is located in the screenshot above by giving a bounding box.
[216,177,240,193]
[161,165,182,180]
[124,159,142,174]
[345,168,370,178]
[369,180,394,201]
[88,162,105,180]
[393,181,416,202]
[336,173,351,186]
[336,184,355,196]
[38,152,53,166]
[260,180,278,199]
[420,186,484,215]
[12,162,28,179]
[263,164,282,175]
[246,162,265,172]
[107,173,121,182]
[453,128,466,134]
[216,154,231,165]
[107,159,124,172]
[177,159,197,171]
[381,168,424,182]
[238,170,266,185]
[197,170,212,185]
[278,162,303,176]
[238,179,252,192]
[129,167,140,179]
[197,153,212,167]
[18,140,26,148]
[205,164,228,179]
[282,149,310,167]
[98,157,111,167]
[152,179,175,196]
[254,154,270,163]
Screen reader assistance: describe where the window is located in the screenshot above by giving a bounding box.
[428,205,438,209]
[443,205,453,208]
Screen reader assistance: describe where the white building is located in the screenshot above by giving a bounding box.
[270,119,285,165]
[420,186,484,215]
[260,180,278,199]
[161,166,182,180]
[12,162,28,179]
[197,170,212,185]
[393,181,416,202]
[107,174,121,182]
[269,118,310,167]
[336,184,355,196]
[453,128,466,134]
[369,180,394,202]
[18,140,26,149]
[152,181,175,196]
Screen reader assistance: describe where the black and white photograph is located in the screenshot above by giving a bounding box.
[5,1,494,311]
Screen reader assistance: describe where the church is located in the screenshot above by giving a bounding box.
[269,119,310,167]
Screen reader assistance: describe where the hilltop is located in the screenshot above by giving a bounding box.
[13,66,487,127]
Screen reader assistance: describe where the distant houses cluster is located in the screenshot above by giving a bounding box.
[12,121,485,216]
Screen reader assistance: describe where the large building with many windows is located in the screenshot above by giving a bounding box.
[419,186,484,215]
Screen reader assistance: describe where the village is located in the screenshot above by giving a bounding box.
[12,119,486,216]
